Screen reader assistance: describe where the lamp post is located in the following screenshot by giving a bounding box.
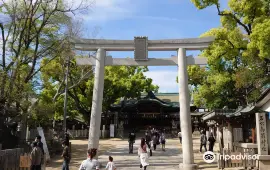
[63,56,70,132]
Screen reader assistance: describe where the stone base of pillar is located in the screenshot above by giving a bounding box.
[179,163,198,170]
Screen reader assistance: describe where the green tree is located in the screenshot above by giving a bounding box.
[0,0,89,139]
[188,0,270,109]
[39,56,159,123]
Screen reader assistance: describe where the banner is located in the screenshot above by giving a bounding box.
[110,124,114,138]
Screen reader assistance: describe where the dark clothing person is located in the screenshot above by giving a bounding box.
[35,135,44,167]
[152,135,157,150]
[62,142,70,170]
[65,132,70,146]
[145,134,151,148]
[200,133,207,152]
[208,135,216,152]
[30,142,42,170]
[128,132,136,153]
[37,141,44,155]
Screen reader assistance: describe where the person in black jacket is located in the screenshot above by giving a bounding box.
[64,132,70,146]
[208,133,216,152]
[35,135,44,167]
[35,135,44,155]
[128,131,136,153]
[145,132,151,149]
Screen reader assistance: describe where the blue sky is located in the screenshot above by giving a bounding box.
[74,0,228,92]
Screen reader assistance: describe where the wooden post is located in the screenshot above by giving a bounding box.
[252,128,256,143]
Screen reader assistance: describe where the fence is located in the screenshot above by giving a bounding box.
[68,129,88,138]
[0,148,47,170]
[217,144,258,169]
[68,129,110,138]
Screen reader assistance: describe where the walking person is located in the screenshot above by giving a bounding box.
[30,141,42,170]
[35,135,44,167]
[79,148,100,170]
[35,135,44,154]
[208,133,216,152]
[152,135,157,150]
[138,138,149,170]
[61,141,71,170]
[156,130,160,145]
[105,156,116,170]
[200,130,207,153]
[128,131,136,154]
[64,132,70,146]
[178,131,182,144]
[160,132,166,151]
[145,132,151,149]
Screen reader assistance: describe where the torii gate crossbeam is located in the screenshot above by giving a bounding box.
[72,36,214,170]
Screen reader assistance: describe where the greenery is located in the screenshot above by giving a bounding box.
[187,0,270,109]
[0,0,82,125]
[0,0,158,126]
[39,57,159,123]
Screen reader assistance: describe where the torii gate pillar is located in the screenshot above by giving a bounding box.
[88,48,105,149]
[178,48,197,170]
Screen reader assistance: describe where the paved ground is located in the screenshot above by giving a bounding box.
[46,137,236,170]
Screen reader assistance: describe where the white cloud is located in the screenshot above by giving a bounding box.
[76,0,137,21]
[132,16,184,22]
[144,70,178,93]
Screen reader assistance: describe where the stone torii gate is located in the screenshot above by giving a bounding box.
[71,36,214,170]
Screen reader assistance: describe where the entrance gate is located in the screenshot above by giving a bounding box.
[72,36,214,170]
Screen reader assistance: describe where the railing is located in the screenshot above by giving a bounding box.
[217,143,258,169]
[68,129,88,138]
[0,148,47,170]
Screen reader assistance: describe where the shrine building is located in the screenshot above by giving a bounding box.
[102,91,207,132]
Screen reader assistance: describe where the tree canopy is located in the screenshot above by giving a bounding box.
[39,56,158,123]
[188,0,270,109]
[0,0,89,127]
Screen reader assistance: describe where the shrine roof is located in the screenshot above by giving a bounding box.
[256,87,270,108]
[109,91,197,112]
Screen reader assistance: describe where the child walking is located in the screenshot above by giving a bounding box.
[106,156,116,170]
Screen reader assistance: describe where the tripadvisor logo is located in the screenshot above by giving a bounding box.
[203,151,215,163]
[203,151,259,163]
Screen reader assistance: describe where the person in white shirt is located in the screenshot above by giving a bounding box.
[106,156,116,170]
[79,148,99,170]
[178,131,182,144]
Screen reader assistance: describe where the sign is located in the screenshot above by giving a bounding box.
[110,124,114,138]
[37,127,51,161]
[20,155,30,168]
[256,113,268,155]
[134,36,148,61]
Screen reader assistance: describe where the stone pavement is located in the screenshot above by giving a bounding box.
[98,137,219,170]
[47,137,242,170]
[99,138,181,170]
